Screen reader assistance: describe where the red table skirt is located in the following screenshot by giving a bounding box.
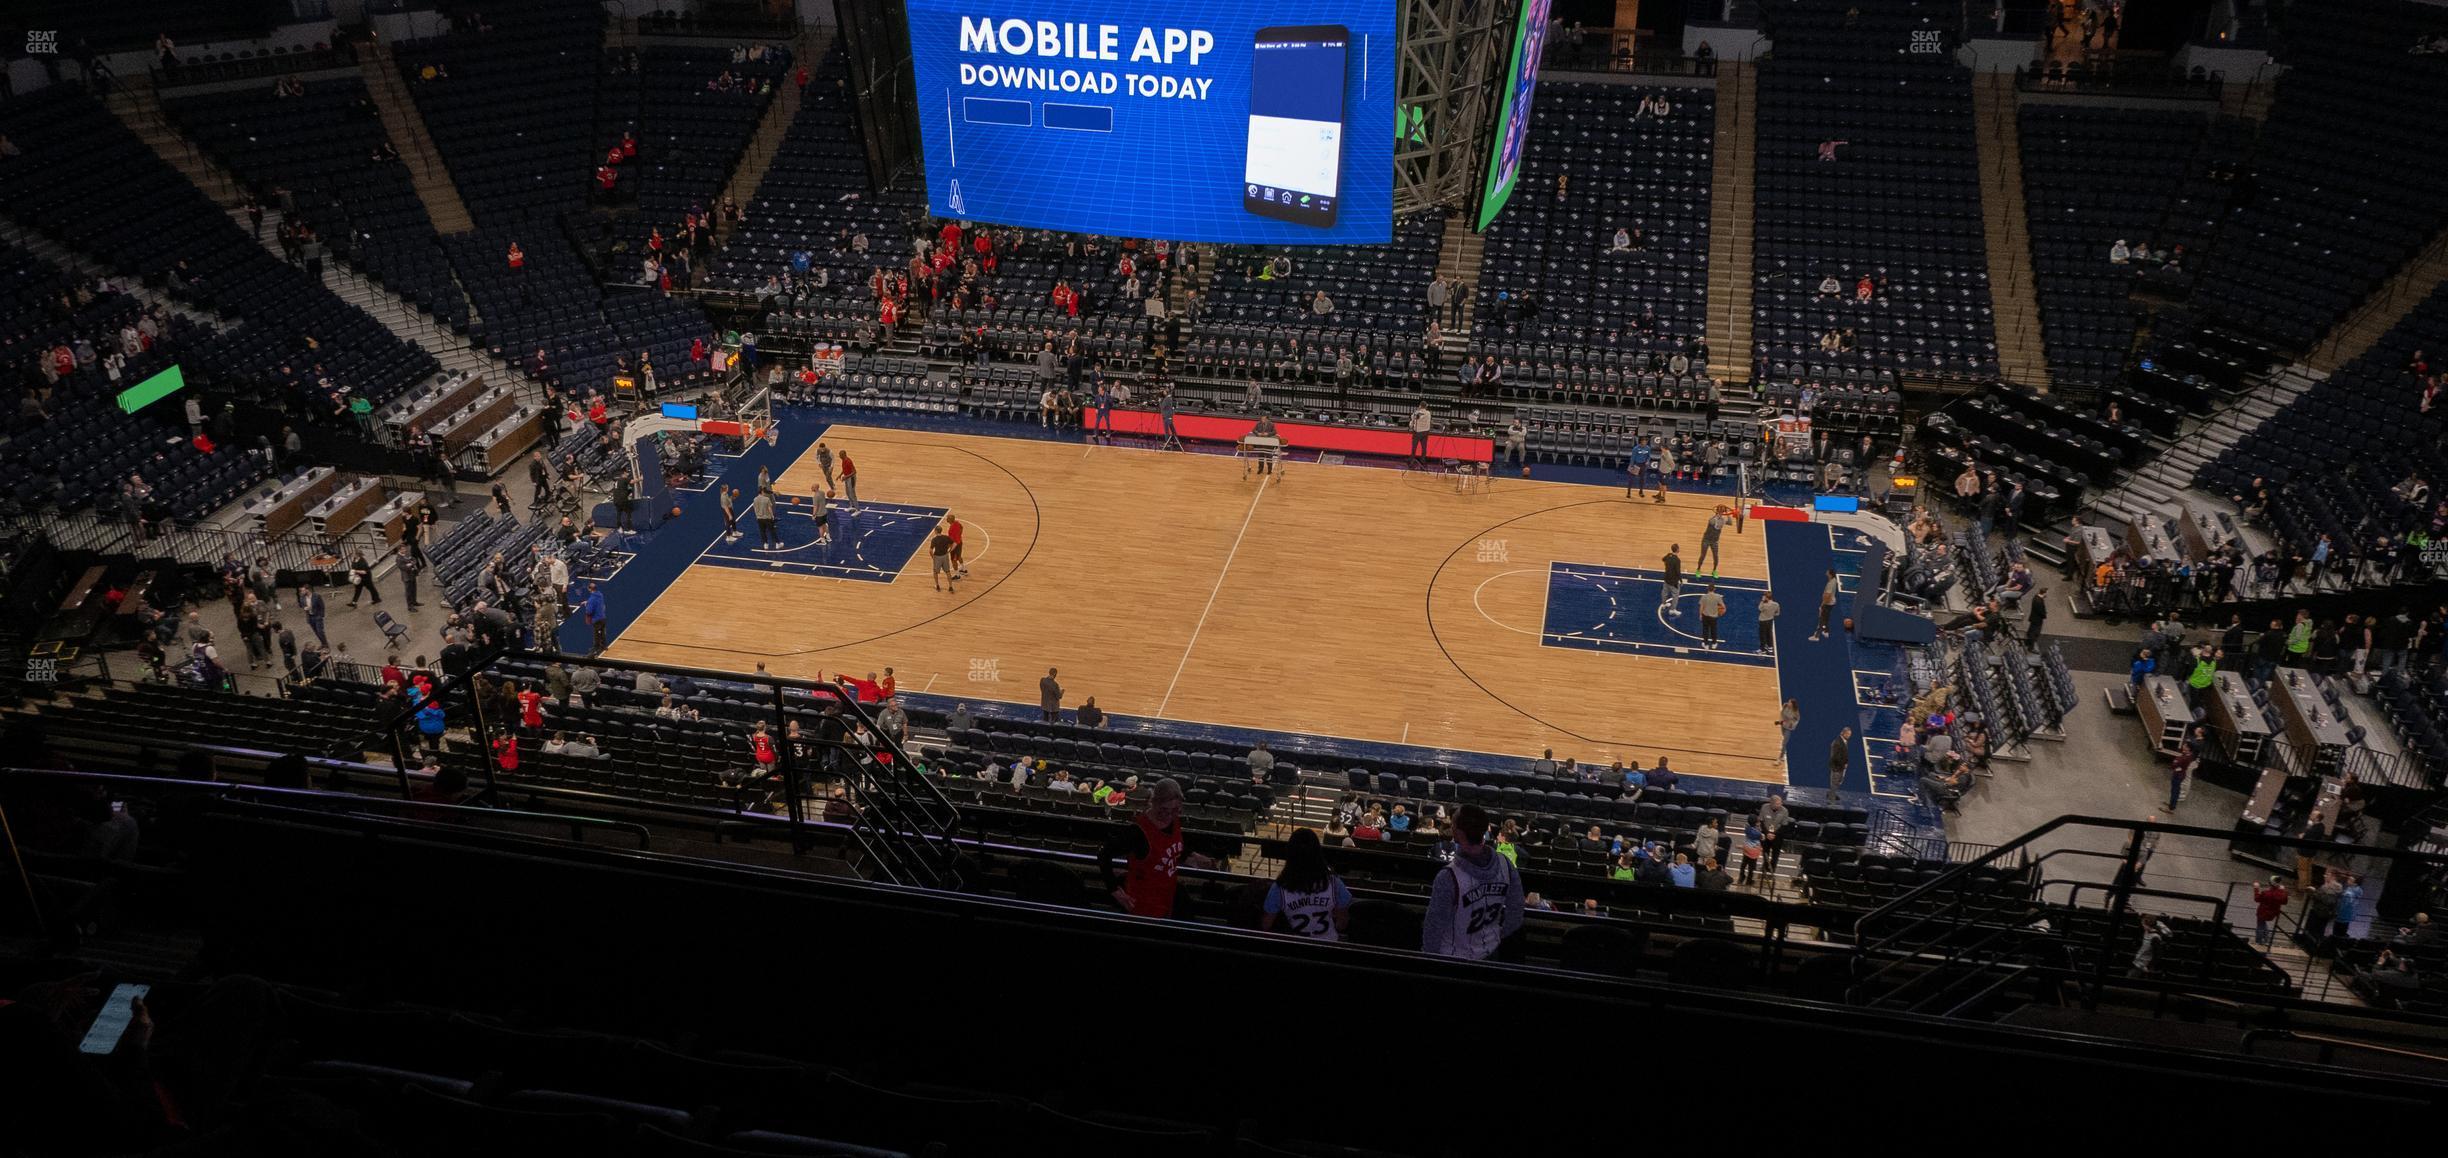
[1080,408,1495,463]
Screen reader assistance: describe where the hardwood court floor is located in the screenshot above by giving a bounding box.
[607,425,1792,782]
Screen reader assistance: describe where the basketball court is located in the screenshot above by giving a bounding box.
[606,424,1795,782]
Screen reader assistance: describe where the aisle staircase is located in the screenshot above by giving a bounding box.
[2306,226,2448,374]
[359,40,475,235]
[1435,212,1483,359]
[1167,243,1217,320]
[1972,72,2051,391]
[1704,61,1756,383]
[715,26,833,246]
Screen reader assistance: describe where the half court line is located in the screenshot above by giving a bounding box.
[1156,475,1271,717]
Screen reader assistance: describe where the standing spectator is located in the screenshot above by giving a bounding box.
[2168,728,2198,810]
[1828,727,1853,800]
[1420,803,1524,960]
[1659,545,1684,617]
[1756,793,1790,875]
[1408,401,1432,465]
[2332,873,2364,948]
[612,473,636,532]
[1261,828,1352,940]
[839,450,860,506]
[2251,876,2289,949]
[1757,589,1781,654]
[1814,568,1840,640]
[296,585,328,646]
[1039,667,1063,722]
[1099,777,1214,918]
[583,583,608,655]
[393,543,423,610]
[1696,584,1726,649]
[752,486,779,549]
[930,526,957,592]
[719,485,740,542]
[344,550,381,607]
[1246,740,1276,783]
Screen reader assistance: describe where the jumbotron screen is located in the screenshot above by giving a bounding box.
[908,1,1397,243]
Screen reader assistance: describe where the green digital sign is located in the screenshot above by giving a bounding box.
[1474,0,1553,231]
[117,364,186,415]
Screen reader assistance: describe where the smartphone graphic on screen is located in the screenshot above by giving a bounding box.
[1243,26,1349,229]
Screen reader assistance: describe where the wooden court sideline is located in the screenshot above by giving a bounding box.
[606,425,1794,782]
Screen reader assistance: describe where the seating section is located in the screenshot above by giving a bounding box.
[398,2,717,396]
[163,76,471,331]
[595,44,791,278]
[705,46,921,309]
[17,0,277,54]
[0,86,442,429]
[1208,209,1447,343]
[2375,669,2448,785]
[2017,106,2209,386]
[0,247,264,521]
[396,3,602,228]
[2193,0,2448,349]
[2198,283,2448,582]
[1751,0,1997,388]
[36,681,379,759]
[1471,82,1712,388]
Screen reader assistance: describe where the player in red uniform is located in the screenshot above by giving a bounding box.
[945,513,966,577]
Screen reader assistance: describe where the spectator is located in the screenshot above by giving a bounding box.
[1246,741,1276,783]
[1667,852,1696,887]
[1099,777,1214,918]
[1697,857,1733,891]
[1039,667,1063,722]
[1420,803,1523,960]
[2251,876,2289,948]
[1261,828,1352,941]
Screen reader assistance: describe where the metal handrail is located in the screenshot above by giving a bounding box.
[1851,814,2443,1007]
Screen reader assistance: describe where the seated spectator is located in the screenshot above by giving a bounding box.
[1919,759,1971,812]
[1817,274,1843,298]
[1388,804,1412,834]
[1611,227,1633,253]
[1668,852,1697,887]
[1647,759,1679,790]
[2109,239,2132,264]
[542,731,570,754]
[564,734,602,759]
[1697,858,1733,891]
[1990,561,2036,606]
[2353,950,2421,1007]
